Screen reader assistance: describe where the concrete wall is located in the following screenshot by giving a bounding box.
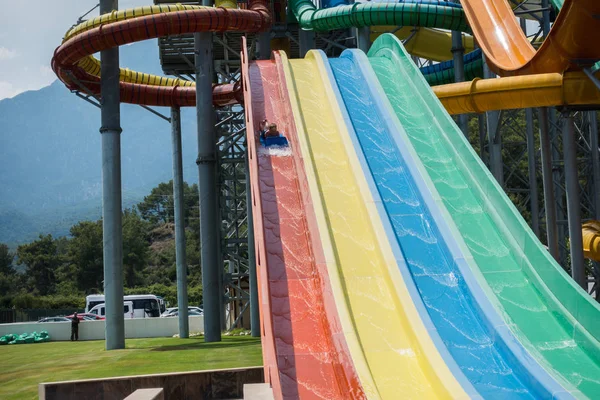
[39,366,264,400]
[0,316,204,341]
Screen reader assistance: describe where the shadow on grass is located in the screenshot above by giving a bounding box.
[148,336,261,352]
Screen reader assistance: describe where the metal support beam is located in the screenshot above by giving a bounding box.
[526,108,540,238]
[562,113,586,289]
[584,68,600,93]
[171,106,189,338]
[299,29,316,57]
[100,0,125,351]
[258,32,271,60]
[539,107,559,260]
[478,114,487,162]
[541,0,551,35]
[245,149,260,337]
[589,111,600,299]
[483,57,503,185]
[195,30,221,342]
[452,0,468,136]
[355,27,370,52]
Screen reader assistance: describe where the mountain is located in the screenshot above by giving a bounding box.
[0,40,200,245]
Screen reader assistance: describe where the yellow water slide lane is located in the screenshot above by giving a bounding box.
[280,49,469,399]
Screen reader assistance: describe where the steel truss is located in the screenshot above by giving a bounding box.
[214,32,254,330]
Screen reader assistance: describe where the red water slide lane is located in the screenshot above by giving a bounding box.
[51,1,271,107]
[241,43,364,399]
[462,0,600,76]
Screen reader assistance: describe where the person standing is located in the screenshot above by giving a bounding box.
[70,312,80,341]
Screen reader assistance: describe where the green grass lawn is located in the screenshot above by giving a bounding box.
[0,335,263,400]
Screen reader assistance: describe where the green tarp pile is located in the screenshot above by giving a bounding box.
[0,331,50,345]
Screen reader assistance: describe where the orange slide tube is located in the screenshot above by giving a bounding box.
[51,1,271,107]
[433,71,600,115]
[461,0,600,76]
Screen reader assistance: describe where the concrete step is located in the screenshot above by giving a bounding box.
[243,383,274,400]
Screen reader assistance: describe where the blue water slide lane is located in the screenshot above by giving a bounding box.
[325,49,574,399]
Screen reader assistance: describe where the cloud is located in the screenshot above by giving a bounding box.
[0,81,20,99]
[0,66,56,100]
[39,65,54,77]
[0,47,17,60]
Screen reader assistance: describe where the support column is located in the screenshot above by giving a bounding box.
[551,108,567,264]
[562,113,586,289]
[483,57,503,185]
[100,0,124,351]
[171,106,189,338]
[541,0,551,35]
[195,29,221,342]
[355,27,370,52]
[451,1,468,136]
[258,32,271,60]
[478,114,487,162]
[299,29,315,58]
[518,15,540,238]
[539,108,559,260]
[526,108,540,238]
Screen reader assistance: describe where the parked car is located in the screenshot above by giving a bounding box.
[163,310,203,318]
[37,317,71,323]
[160,307,203,317]
[66,313,105,321]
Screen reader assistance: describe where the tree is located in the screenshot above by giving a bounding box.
[137,182,174,225]
[0,243,14,275]
[16,234,61,295]
[123,209,151,287]
[67,220,103,292]
[137,181,199,228]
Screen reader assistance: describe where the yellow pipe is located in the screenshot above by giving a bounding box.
[215,0,237,8]
[433,72,600,115]
[64,4,205,41]
[583,221,600,262]
[371,26,474,62]
[62,4,209,89]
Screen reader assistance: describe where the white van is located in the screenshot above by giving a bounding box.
[89,301,134,319]
[86,294,162,318]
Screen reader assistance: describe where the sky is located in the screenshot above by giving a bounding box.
[0,0,149,100]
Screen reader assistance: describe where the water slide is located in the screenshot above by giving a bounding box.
[242,34,599,398]
[368,34,600,398]
[460,0,600,76]
[52,1,271,107]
